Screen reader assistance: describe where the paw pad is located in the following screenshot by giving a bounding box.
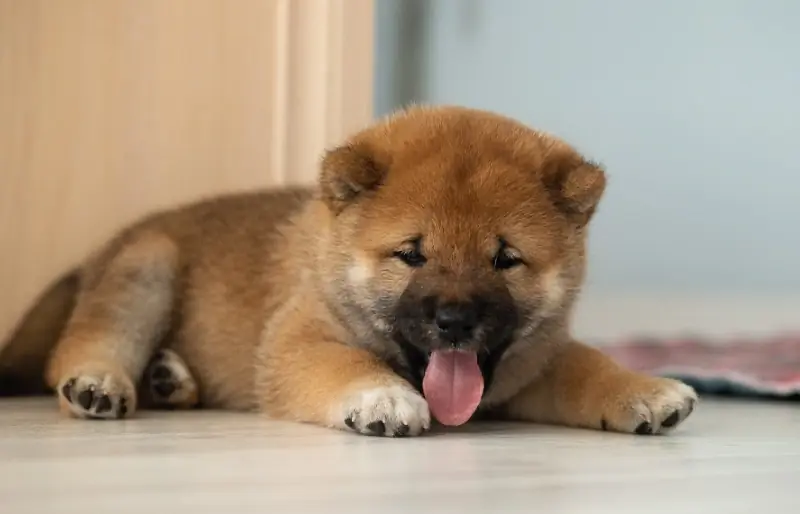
[142,349,199,409]
[60,375,130,420]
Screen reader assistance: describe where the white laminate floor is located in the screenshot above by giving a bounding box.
[1,397,799,514]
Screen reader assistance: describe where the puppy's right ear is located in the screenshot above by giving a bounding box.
[319,142,387,214]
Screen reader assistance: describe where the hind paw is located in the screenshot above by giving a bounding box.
[59,369,135,420]
[141,349,199,409]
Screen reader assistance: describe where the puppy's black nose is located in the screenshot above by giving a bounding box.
[435,302,479,342]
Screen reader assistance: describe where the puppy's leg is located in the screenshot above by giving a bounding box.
[504,340,697,435]
[258,317,430,437]
[140,348,200,410]
[46,231,178,419]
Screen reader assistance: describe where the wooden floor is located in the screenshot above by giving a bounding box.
[1,398,798,513]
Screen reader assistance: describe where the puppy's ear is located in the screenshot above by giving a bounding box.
[319,142,387,214]
[542,151,606,225]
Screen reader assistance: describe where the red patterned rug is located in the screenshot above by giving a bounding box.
[601,334,800,398]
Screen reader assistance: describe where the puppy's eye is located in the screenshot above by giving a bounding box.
[393,239,427,268]
[493,239,524,271]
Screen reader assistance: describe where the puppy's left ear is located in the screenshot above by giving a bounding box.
[543,151,606,225]
[319,142,387,214]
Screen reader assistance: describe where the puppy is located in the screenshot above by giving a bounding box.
[0,105,696,436]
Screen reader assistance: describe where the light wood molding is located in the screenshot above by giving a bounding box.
[271,0,375,184]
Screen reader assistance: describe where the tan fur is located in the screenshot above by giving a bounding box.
[504,341,697,433]
[0,105,696,434]
[0,272,79,395]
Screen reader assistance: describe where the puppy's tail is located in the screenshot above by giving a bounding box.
[0,270,80,396]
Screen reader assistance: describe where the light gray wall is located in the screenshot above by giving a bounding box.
[375,0,799,292]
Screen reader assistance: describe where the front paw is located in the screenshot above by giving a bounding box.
[600,376,697,435]
[337,384,431,437]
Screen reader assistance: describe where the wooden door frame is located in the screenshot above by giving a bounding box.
[271,0,375,185]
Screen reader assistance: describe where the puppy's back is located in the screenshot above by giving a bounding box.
[0,186,315,401]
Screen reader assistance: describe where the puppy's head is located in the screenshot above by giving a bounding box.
[318,106,605,419]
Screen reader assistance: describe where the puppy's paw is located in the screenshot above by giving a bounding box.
[141,349,199,409]
[337,384,430,437]
[59,368,136,420]
[600,376,697,435]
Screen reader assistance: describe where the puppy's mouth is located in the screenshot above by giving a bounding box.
[422,349,484,427]
[389,292,521,427]
[390,319,520,427]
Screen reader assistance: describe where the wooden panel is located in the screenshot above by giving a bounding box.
[0,0,374,344]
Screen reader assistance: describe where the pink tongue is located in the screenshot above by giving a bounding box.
[422,350,484,426]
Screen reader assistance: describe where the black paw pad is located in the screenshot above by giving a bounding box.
[76,387,94,410]
[94,394,113,414]
[661,410,680,428]
[366,420,386,436]
[149,364,181,400]
[394,423,410,437]
[151,365,172,381]
[153,381,176,398]
[61,378,76,401]
[344,416,356,429]
[635,421,653,435]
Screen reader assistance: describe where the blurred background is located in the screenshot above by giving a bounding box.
[1,0,798,348]
[0,0,373,343]
[373,0,800,341]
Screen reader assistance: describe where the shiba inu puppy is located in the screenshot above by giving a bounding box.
[0,106,697,436]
